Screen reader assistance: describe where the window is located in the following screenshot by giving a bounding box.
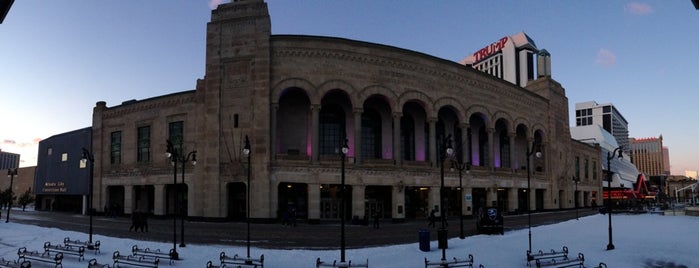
[592,161,598,180]
[584,159,589,179]
[110,131,122,165]
[169,121,184,153]
[137,126,151,162]
[575,156,580,179]
[361,110,381,159]
[48,147,52,155]
[319,106,345,155]
[61,152,68,162]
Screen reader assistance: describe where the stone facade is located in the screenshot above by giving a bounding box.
[89,0,602,221]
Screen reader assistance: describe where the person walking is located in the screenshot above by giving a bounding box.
[372,210,380,229]
[428,209,436,227]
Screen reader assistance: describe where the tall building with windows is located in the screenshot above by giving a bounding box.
[0,150,20,170]
[460,32,543,88]
[629,135,669,176]
[575,101,630,154]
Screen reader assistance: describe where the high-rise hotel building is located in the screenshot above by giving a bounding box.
[574,101,630,154]
[629,136,669,176]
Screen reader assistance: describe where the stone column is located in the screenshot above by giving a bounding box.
[124,185,133,215]
[428,118,437,166]
[508,132,516,171]
[487,128,495,171]
[353,109,363,164]
[508,187,518,214]
[270,104,278,161]
[307,183,321,223]
[153,185,165,216]
[352,185,366,219]
[311,104,320,164]
[393,184,406,221]
[463,187,473,216]
[460,123,470,164]
[393,112,402,166]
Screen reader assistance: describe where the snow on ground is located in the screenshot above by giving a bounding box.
[0,212,697,267]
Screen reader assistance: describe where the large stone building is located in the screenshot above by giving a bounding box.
[88,0,601,221]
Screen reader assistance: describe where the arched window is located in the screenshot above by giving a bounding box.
[361,109,382,159]
[319,106,345,155]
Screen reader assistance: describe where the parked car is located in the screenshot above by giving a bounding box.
[476,207,504,235]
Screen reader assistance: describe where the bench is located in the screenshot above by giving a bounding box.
[535,253,584,268]
[425,255,483,268]
[65,237,101,254]
[17,247,63,268]
[88,258,111,268]
[132,245,175,265]
[113,251,158,268]
[220,252,264,267]
[0,257,30,268]
[527,246,568,266]
[45,241,85,261]
[316,257,368,267]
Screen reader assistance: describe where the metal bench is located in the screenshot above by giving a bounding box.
[17,247,63,268]
[45,241,85,261]
[132,245,175,265]
[425,255,483,268]
[220,252,264,267]
[527,246,568,266]
[316,257,368,267]
[535,253,584,268]
[113,251,158,268]
[0,257,30,268]
[65,237,101,254]
[88,258,111,268]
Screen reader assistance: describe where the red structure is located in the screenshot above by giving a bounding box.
[603,174,657,200]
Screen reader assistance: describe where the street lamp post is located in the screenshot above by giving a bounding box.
[80,149,95,248]
[573,176,580,220]
[166,141,196,249]
[179,150,196,248]
[243,135,253,262]
[451,161,470,239]
[439,135,454,261]
[339,138,349,266]
[606,146,623,251]
[6,168,17,223]
[526,141,542,253]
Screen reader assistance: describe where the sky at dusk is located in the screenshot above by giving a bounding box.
[1,1,698,175]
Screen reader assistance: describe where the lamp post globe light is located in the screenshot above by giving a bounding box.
[80,149,95,248]
[165,140,179,260]
[526,141,541,253]
[606,146,623,251]
[6,168,18,223]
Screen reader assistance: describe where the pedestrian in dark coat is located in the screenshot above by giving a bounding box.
[129,212,140,232]
[372,211,380,229]
[428,209,436,227]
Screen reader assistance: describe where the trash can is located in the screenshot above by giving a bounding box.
[418,228,430,252]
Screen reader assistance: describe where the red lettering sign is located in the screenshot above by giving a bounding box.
[472,36,509,63]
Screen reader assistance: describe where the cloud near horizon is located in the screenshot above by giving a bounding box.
[595,48,617,67]
[625,2,654,15]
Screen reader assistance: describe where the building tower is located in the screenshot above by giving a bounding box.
[0,150,20,170]
[629,135,669,176]
[461,32,540,87]
[574,101,630,154]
